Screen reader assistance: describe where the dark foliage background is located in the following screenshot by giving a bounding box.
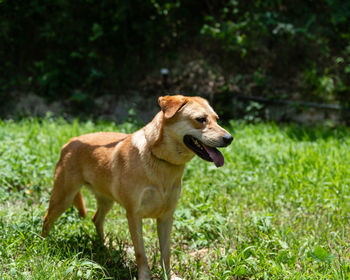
[0,0,349,120]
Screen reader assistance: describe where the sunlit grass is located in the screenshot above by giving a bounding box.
[0,117,349,279]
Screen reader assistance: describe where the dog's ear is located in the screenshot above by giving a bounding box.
[158,95,187,119]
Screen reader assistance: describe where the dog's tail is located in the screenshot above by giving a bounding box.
[73,191,87,218]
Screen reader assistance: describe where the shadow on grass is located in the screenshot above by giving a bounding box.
[282,123,350,142]
[47,230,137,280]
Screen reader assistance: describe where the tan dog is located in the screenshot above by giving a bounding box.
[41,95,233,279]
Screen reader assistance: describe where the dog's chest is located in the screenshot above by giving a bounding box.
[137,183,181,218]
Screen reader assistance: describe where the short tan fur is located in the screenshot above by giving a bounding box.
[41,95,233,279]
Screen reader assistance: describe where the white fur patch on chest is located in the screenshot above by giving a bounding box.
[132,129,147,153]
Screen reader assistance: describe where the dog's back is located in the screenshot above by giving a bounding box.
[55,132,127,184]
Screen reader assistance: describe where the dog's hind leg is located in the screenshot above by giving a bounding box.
[73,191,87,218]
[92,194,114,238]
[41,169,83,237]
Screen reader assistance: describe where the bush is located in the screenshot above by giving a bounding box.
[201,0,350,101]
[0,0,349,115]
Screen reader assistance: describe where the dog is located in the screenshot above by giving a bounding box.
[41,95,233,279]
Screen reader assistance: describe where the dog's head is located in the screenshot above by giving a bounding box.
[158,95,233,167]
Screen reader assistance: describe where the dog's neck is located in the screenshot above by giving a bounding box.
[144,112,194,166]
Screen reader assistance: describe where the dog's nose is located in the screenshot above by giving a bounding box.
[222,133,233,145]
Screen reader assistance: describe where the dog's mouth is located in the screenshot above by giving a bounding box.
[183,135,224,167]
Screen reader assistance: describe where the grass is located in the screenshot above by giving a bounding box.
[0,116,349,279]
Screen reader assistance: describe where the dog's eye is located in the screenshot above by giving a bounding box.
[196,117,207,123]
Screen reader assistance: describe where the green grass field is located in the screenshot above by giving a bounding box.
[0,117,349,279]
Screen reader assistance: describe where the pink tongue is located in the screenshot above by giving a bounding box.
[203,145,224,167]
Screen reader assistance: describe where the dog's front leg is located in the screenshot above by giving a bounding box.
[157,212,175,279]
[127,212,150,280]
